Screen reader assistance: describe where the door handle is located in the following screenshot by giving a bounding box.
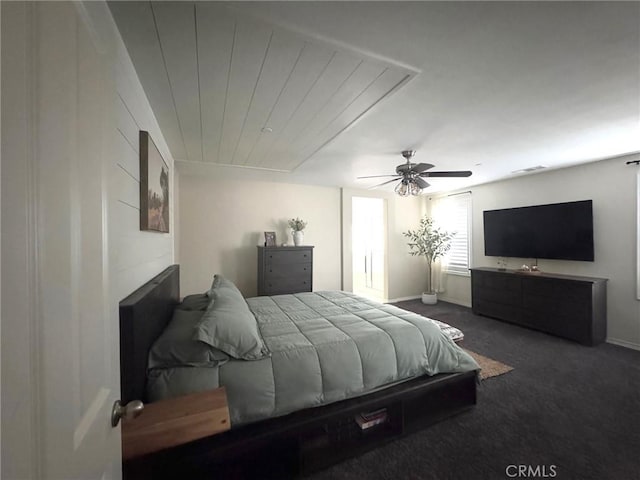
[111,399,144,427]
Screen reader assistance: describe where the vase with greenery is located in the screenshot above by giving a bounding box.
[403,216,454,304]
[288,217,307,246]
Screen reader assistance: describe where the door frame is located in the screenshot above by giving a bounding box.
[341,188,390,302]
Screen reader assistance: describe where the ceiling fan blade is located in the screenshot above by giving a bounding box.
[414,177,430,189]
[411,163,434,174]
[420,170,472,178]
[357,174,401,179]
[368,178,401,189]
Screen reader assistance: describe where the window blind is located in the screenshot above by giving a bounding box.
[433,192,472,276]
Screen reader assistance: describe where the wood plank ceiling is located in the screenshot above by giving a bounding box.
[109,1,416,172]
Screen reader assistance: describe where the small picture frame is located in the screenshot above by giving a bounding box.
[264,231,277,247]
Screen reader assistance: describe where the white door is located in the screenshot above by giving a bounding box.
[2,2,122,478]
[352,197,386,302]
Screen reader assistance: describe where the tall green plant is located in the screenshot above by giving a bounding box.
[403,217,454,294]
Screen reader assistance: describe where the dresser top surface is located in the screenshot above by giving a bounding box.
[470,267,608,283]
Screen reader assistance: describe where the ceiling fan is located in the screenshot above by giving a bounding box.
[357,150,472,196]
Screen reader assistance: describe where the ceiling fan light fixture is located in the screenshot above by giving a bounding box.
[393,176,424,197]
[395,179,410,197]
[361,150,471,196]
[410,180,422,196]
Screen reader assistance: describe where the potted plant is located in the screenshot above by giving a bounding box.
[403,216,454,304]
[288,217,307,246]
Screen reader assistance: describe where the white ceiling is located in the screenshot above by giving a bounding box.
[109,1,640,194]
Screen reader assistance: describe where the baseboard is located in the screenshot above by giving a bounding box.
[387,295,421,303]
[437,296,472,308]
[387,295,473,307]
[606,337,640,351]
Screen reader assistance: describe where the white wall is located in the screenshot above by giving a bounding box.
[179,177,341,297]
[387,192,430,300]
[112,22,176,301]
[179,179,429,302]
[342,188,428,302]
[440,154,640,349]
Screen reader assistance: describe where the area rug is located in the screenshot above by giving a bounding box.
[465,349,513,380]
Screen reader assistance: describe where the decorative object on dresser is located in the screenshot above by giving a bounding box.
[257,246,313,295]
[470,267,607,345]
[288,217,308,246]
[264,231,277,247]
[139,131,170,233]
[403,216,454,305]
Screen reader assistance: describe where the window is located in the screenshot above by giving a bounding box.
[432,192,472,276]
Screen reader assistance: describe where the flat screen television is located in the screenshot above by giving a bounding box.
[483,200,594,261]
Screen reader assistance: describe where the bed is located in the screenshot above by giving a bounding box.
[120,265,478,478]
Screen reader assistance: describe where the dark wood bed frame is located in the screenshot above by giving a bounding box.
[120,265,477,479]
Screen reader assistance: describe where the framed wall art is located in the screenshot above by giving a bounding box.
[140,130,170,233]
[264,231,277,247]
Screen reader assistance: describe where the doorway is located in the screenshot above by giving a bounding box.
[351,197,386,302]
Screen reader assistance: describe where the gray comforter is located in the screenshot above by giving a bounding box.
[148,291,479,426]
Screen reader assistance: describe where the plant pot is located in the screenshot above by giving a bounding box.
[421,292,437,305]
[293,230,304,246]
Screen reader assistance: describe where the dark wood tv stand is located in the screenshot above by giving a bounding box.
[470,267,607,345]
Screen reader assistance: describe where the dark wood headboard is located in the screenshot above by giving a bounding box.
[119,265,180,403]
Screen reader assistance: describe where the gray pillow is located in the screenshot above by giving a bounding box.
[148,309,229,369]
[206,274,239,297]
[177,293,212,311]
[194,286,270,360]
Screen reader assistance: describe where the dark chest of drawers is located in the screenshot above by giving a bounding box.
[257,246,314,296]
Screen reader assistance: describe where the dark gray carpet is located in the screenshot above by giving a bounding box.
[307,300,640,480]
